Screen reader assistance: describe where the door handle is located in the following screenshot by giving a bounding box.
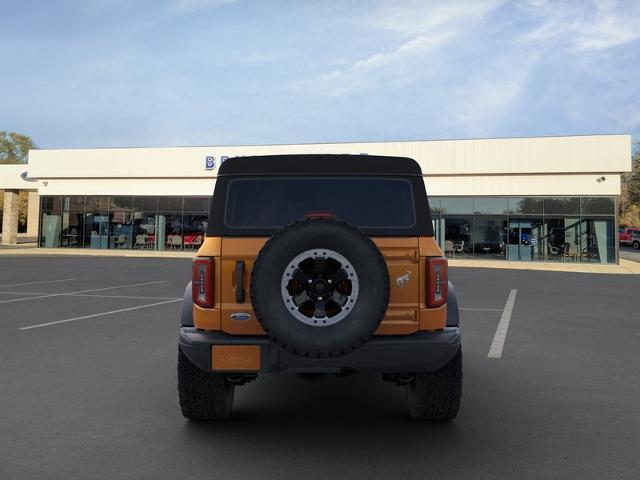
[235,261,245,303]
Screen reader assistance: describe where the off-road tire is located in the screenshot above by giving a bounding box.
[251,218,389,358]
[406,347,462,421]
[178,346,235,420]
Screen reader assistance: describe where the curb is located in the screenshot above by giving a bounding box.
[0,247,195,259]
[449,258,640,274]
[1,248,638,274]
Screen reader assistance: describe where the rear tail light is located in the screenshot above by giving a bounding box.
[192,257,214,308]
[427,257,448,308]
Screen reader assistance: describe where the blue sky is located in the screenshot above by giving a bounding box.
[1,0,639,148]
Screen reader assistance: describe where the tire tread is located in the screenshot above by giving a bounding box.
[406,348,462,421]
[177,347,234,420]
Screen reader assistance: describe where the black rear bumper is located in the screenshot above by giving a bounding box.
[179,327,461,374]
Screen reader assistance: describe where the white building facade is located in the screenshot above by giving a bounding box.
[0,134,632,263]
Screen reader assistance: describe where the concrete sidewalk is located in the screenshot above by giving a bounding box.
[1,246,639,273]
[0,246,194,259]
[448,258,640,274]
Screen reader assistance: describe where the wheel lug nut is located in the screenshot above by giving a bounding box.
[308,279,313,284]
[327,279,332,284]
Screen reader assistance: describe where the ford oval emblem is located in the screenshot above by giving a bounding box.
[230,312,251,321]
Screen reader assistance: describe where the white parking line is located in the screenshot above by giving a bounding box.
[0,278,76,288]
[19,299,182,330]
[61,293,182,300]
[488,289,518,359]
[0,291,46,296]
[0,291,180,300]
[0,281,168,304]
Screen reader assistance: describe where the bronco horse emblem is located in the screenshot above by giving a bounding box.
[395,270,412,288]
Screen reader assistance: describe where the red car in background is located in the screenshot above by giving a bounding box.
[619,227,640,249]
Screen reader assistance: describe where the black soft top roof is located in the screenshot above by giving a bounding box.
[208,154,433,237]
[217,154,423,176]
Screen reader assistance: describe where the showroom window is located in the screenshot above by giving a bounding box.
[40,196,209,251]
[39,194,616,263]
[507,197,543,215]
[473,197,508,215]
[429,196,615,263]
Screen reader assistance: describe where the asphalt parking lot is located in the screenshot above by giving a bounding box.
[620,245,640,263]
[1,256,639,479]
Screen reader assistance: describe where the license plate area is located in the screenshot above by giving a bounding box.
[211,345,261,371]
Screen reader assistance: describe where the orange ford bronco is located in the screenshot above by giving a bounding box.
[178,154,462,420]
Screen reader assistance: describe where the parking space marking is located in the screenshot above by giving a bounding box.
[61,293,181,300]
[18,299,183,330]
[0,291,46,296]
[488,289,518,359]
[0,291,180,300]
[0,278,76,288]
[0,281,168,305]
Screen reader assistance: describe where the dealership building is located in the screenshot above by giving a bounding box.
[0,134,632,263]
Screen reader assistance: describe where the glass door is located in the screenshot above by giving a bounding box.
[84,214,109,249]
[61,211,84,248]
[544,218,580,261]
[507,219,543,261]
[578,218,614,263]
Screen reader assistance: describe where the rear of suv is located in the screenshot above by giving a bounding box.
[178,154,462,421]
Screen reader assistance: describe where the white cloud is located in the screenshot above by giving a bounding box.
[365,0,505,35]
[301,32,456,96]
[520,0,640,51]
[352,32,456,70]
[4,0,639,147]
[445,53,541,137]
[301,0,504,97]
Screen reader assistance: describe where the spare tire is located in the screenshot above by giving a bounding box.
[250,218,389,358]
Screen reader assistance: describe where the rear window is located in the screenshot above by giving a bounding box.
[224,177,416,229]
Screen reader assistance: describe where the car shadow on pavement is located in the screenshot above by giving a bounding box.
[176,373,468,462]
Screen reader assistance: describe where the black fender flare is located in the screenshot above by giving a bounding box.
[446,281,459,327]
[180,282,194,327]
